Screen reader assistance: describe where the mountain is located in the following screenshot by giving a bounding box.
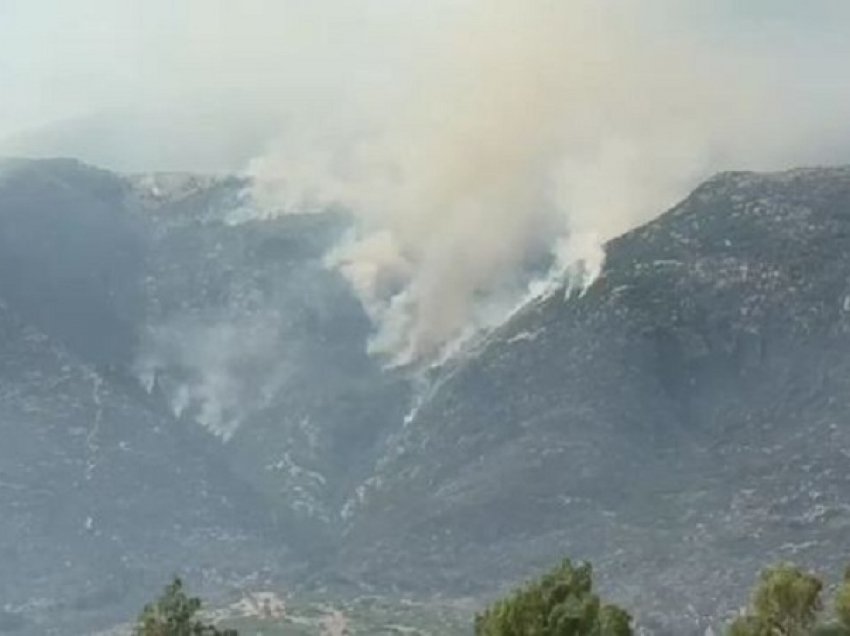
[2,157,850,634]
[0,295,285,635]
[342,167,850,633]
[0,158,405,634]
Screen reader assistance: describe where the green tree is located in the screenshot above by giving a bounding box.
[814,626,850,636]
[811,565,850,636]
[134,577,237,636]
[475,558,633,636]
[834,566,850,630]
[727,564,823,636]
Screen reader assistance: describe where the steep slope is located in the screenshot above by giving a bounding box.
[128,170,409,548]
[0,158,144,366]
[6,157,850,634]
[0,298,285,635]
[343,168,850,633]
[0,159,405,634]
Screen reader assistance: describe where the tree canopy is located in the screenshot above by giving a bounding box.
[727,563,850,636]
[134,577,237,636]
[474,558,633,636]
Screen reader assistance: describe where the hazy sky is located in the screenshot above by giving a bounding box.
[0,0,445,169]
[1,1,849,172]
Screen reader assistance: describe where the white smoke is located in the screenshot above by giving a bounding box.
[248,0,847,365]
[134,312,291,440]
[4,0,850,365]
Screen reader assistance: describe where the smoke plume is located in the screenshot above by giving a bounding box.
[248,0,850,365]
[135,312,291,440]
[4,1,850,365]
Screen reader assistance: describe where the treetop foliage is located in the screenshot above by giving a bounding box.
[133,559,850,636]
[728,563,850,636]
[134,577,237,636]
[474,558,633,636]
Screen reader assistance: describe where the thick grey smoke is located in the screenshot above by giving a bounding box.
[3,0,850,364]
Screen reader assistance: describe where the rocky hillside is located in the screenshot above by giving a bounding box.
[0,158,405,634]
[2,158,850,634]
[343,167,850,634]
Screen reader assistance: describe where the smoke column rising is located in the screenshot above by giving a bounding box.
[250,0,849,365]
[3,0,850,365]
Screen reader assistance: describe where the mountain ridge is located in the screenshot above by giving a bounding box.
[2,158,850,633]
[339,165,850,633]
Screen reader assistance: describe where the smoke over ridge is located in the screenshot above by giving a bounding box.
[3,1,850,365]
[248,0,849,365]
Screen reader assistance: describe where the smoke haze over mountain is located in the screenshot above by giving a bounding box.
[3,0,850,362]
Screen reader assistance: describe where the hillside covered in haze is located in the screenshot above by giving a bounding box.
[1,158,850,634]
